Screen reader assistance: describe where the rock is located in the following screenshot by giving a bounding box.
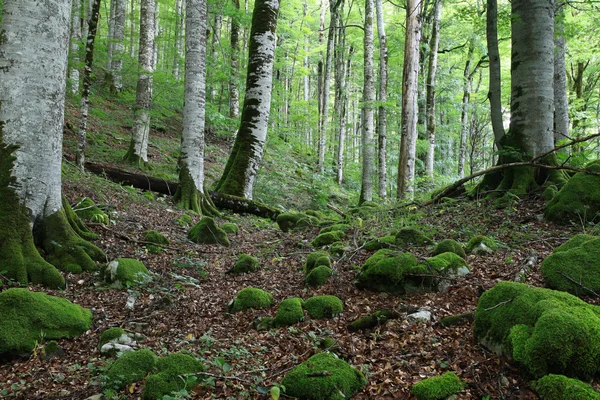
[273,297,304,327]
[466,235,497,254]
[312,230,345,247]
[320,224,351,234]
[432,239,466,258]
[106,349,157,389]
[84,394,105,400]
[142,353,204,400]
[305,266,332,287]
[100,342,134,355]
[221,222,239,234]
[305,251,331,272]
[104,258,152,288]
[40,340,64,360]
[347,309,400,332]
[411,372,464,400]
[395,228,432,247]
[364,235,396,251]
[98,327,140,356]
[407,310,432,323]
[228,287,274,313]
[276,212,319,232]
[232,254,259,274]
[424,252,470,292]
[188,217,230,246]
[303,295,343,319]
[532,374,600,400]
[355,250,426,294]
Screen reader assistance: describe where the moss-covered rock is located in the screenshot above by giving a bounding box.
[306,251,331,272]
[276,212,318,232]
[474,281,600,379]
[312,230,345,247]
[347,309,400,332]
[142,353,204,400]
[305,266,333,287]
[466,235,497,254]
[541,236,600,296]
[532,374,600,400]
[364,235,396,251]
[328,241,347,258]
[395,228,432,247]
[221,222,239,234]
[303,295,343,319]
[545,160,600,224]
[232,254,259,274]
[0,288,92,355]
[355,250,428,294]
[411,372,464,400]
[281,352,367,400]
[273,297,304,327]
[423,252,470,275]
[188,217,230,246]
[40,340,64,360]
[229,287,274,312]
[543,185,559,202]
[106,349,157,389]
[99,327,127,350]
[553,234,597,253]
[176,214,193,227]
[305,210,327,220]
[105,258,152,287]
[143,230,169,246]
[432,239,466,258]
[73,197,109,224]
[320,224,351,234]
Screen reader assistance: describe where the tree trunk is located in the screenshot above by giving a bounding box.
[229,0,241,119]
[129,0,136,58]
[359,0,376,203]
[108,0,126,92]
[172,0,184,80]
[376,0,388,199]
[335,21,349,186]
[553,1,569,144]
[425,0,441,178]
[397,0,423,199]
[214,0,280,199]
[69,0,82,94]
[487,0,505,149]
[107,0,116,71]
[76,0,102,170]
[458,39,474,179]
[316,0,327,173]
[0,0,104,288]
[125,0,156,166]
[210,9,222,102]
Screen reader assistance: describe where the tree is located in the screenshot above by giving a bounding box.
[359,0,375,203]
[0,0,104,288]
[124,0,156,166]
[397,0,423,199]
[69,0,82,94]
[486,0,505,149]
[107,0,126,92]
[214,0,280,199]
[376,0,388,198]
[172,0,185,80]
[229,0,241,119]
[554,1,569,144]
[424,0,442,178]
[458,39,475,179]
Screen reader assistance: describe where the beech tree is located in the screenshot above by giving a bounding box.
[376,0,388,198]
[424,0,442,178]
[554,2,569,144]
[0,0,104,288]
[229,0,241,119]
[359,0,375,203]
[69,0,82,93]
[107,0,126,92]
[215,0,280,199]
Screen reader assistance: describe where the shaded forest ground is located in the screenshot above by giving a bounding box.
[0,96,597,399]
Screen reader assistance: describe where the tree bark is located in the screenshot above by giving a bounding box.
[69,0,82,94]
[108,0,126,92]
[376,0,388,199]
[486,0,505,149]
[334,19,350,186]
[214,0,280,199]
[424,0,441,179]
[458,39,474,179]
[397,0,423,199]
[125,0,156,166]
[229,0,241,119]
[553,1,569,145]
[172,0,184,80]
[316,0,327,172]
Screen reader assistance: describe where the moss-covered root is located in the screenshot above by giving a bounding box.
[532,374,600,400]
[175,166,220,216]
[42,209,106,274]
[62,196,98,241]
[411,372,465,400]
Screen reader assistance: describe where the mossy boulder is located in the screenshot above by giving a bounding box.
[305,266,333,287]
[364,235,396,251]
[142,353,204,400]
[40,340,64,360]
[106,349,158,390]
[273,297,305,327]
[306,251,331,272]
[395,228,432,247]
[312,230,345,247]
[0,288,92,355]
[73,197,109,224]
[232,254,259,274]
[105,258,152,287]
[320,224,351,234]
[328,241,347,258]
[188,217,230,246]
[411,372,464,400]
[543,185,559,201]
[423,252,470,275]
[276,212,319,232]
[221,223,239,234]
[553,234,597,253]
[532,374,600,400]
[432,239,466,258]
[545,160,600,224]
[176,214,193,227]
[541,236,600,296]
[281,352,367,400]
[355,250,428,294]
[229,287,274,312]
[143,230,169,254]
[303,295,343,319]
[474,281,600,379]
[466,235,497,254]
[99,327,127,350]
[347,309,400,332]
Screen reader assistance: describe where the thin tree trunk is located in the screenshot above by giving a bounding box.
[229,0,241,119]
[376,0,388,199]
[172,0,184,80]
[360,0,375,203]
[210,9,222,102]
[397,0,423,199]
[487,0,504,149]
[553,1,569,144]
[77,0,102,170]
[316,0,327,172]
[70,0,82,94]
[335,21,349,185]
[129,0,136,58]
[425,0,441,178]
[458,39,474,179]
[107,0,116,71]
[109,0,126,92]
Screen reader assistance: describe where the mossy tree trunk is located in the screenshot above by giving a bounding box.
[214,0,280,200]
[0,0,105,288]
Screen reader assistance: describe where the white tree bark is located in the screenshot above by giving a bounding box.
[172,0,184,80]
[397,0,422,199]
[69,0,82,94]
[553,2,569,144]
[458,39,474,179]
[425,0,441,178]
[109,0,126,92]
[107,0,116,70]
[229,0,241,118]
[126,0,155,165]
[360,0,375,203]
[376,0,388,199]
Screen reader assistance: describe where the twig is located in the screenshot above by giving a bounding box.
[185,371,255,384]
[557,271,600,297]
[485,299,513,311]
[327,203,346,218]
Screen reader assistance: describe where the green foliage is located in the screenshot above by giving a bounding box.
[411,372,464,400]
[106,349,158,390]
[281,352,367,400]
[188,217,230,246]
[303,296,343,319]
[311,231,345,247]
[142,353,203,400]
[305,251,331,272]
[105,258,152,287]
[532,374,600,400]
[229,287,274,312]
[305,266,332,287]
[272,297,304,327]
[233,254,259,274]
[432,239,466,258]
[98,328,126,350]
[0,288,92,355]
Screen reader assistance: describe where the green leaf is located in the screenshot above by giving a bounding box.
[270,386,280,400]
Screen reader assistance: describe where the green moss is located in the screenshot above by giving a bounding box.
[320,224,350,234]
[432,239,466,258]
[105,258,152,287]
[233,254,259,273]
[106,349,157,389]
[221,222,239,234]
[0,288,92,355]
[99,327,126,350]
[306,251,331,272]
[188,217,230,246]
[312,230,345,247]
[355,251,427,294]
[543,185,559,201]
[281,352,367,400]
[305,266,332,287]
[174,166,219,215]
[440,312,474,327]
[40,340,63,360]
[305,210,327,219]
[176,214,193,227]
[73,197,109,224]
[273,297,304,327]
[553,234,596,253]
[143,230,169,246]
[411,372,464,400]
[545,160,600,224]
[277,212,316,232]
[493,192,519,209]
[303,295,343,319]
[142,353,203,400]
[541,237,600,296]
[328,241,346,258]
[395,228,432,247]
[474,281,600,379]
[466,235,497,253]
[229,287,274,312]
[423,252,469,275]
[364,235,396,251]
[347,309,400,332]
[532,374,600,400]
[146,244,163,254]
[62,196,98,241]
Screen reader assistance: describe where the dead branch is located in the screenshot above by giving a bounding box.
[557,271,600,297]
[484,299,513,311]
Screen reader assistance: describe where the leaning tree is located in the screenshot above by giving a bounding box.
[0,0,105,288]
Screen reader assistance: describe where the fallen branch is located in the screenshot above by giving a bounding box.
[327,203,346,218]
[484,299,513,311]
[557,271,600,297]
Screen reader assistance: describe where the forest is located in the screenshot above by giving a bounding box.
[1,0,600,398]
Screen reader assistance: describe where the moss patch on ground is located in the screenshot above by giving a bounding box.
[423,252,470,275]
[532,374,600,400]
[188,217,230,246]
[305,251,331,272]
[229,287,274,312]
[106,349,157,390]
[142,353,204,400]
[411,372,464,400]
[276,212,319,232]
[347,309,400,332]
[364,235,396,251]
[0,288,92,355]
[73,197,109,224]
[273,297,304,327]
[303,295,343,319]
[221,222,239,234]
[466,235,497,253]
[395,228,432,247]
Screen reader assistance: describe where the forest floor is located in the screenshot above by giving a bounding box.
[0,174,592,399]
